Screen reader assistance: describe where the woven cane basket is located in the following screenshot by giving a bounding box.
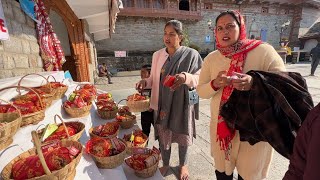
[90,139,127,169]
[0,86,45,127]
[97,109,118,120]
[135,160,159,178]
[124,132,148,154]
[89,126,120,139]
[126,99,150,112]
[119,119,136,129]
[1,131,83,180]
[47,75,68,99]
[117,114,137,129]
[75,84,96,102]
[18,73,56,108]
[37,114,85,142]
[0,99,22,151]
[64,103,92,118]
[20,110,45,127]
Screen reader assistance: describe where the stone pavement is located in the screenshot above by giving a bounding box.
[96,63,320,180]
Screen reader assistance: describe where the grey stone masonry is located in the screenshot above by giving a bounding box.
[96,2,300,55]
[0,0,43,79]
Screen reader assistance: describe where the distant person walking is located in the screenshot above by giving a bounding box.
[310,42,320,76]
[98,63,113,84]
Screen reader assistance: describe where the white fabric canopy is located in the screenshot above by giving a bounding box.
[66,0,122,41]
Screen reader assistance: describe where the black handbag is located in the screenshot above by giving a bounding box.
[188,88,199,105]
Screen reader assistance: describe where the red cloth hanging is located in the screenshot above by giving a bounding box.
[35,0,65,71]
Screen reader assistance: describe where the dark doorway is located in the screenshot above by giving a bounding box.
[62,56,77,81]
[179,0,189,11]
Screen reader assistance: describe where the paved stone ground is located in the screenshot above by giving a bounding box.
[96,63,320,180]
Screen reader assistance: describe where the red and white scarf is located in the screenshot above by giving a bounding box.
[35,0,65,71]
[215,11,262,160]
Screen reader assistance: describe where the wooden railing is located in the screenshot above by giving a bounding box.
[119,7,202,20]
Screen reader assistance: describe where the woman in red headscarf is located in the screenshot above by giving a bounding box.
[197,10,285,180]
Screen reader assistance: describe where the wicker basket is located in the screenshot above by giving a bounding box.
[37,114,85,142]
[124,132,148,154]
[89,139,127,169]
[0,86,45,127]
[126,99,150,112]
[125,147,160,178]
[0,99,22,151]
[119,119,136,129]
[18,73,56,108]
[89,126,120,139]
[47,75,68,99]
[117,113,137,129]
[1,131,83,180]
[75,84,96,102]
[20,110,45,127]
[135,160,159,178]
[64,103,92,118]
[97,108,118,120]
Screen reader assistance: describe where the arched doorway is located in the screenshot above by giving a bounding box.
[43,0,90,82]
[48,10,77,80]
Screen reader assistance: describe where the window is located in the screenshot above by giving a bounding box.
[261,7,269,14]
[153,0,165,9]
[204,3,212,10]
[136,0,150,8]
[179,0,189,11]
[122,0,133,7]
[190,0,197,11]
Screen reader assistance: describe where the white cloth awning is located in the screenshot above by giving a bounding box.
[66,0,121,41]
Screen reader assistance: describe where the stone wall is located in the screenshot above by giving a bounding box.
[0,0,43,79]
[96,2,297,55]
[98,52,153,72]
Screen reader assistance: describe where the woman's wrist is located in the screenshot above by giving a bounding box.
[210,79,220,91]
[142,79,147,87]
[181,73,187,84]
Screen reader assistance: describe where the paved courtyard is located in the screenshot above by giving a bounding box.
[96,63,320,180]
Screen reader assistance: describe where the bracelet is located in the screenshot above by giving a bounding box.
[181,73,187,83]
[210,79,220,91]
